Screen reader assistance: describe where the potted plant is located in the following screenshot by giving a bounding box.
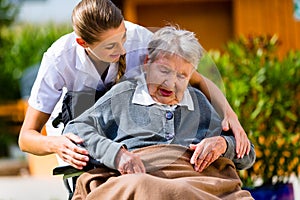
[199,35,300,199]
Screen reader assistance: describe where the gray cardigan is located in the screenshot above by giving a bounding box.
[63,79,256,170]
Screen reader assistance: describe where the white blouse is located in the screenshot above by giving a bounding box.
[28,21,153,115]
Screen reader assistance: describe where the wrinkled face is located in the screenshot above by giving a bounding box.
[88,21,127,63]
[144,54,195,105]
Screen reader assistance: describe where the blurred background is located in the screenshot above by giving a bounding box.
[0,0,299,199]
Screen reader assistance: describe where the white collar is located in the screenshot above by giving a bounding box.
[76,45,118,89]
[132,72,194,111]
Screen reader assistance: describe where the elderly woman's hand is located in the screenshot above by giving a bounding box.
[189,136,227,172]
[115,147,146,174]
[222,112,251,159]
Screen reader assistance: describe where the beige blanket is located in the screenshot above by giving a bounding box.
[72,144,253,200]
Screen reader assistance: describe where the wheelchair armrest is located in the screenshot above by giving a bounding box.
[53,165,82,176]
[53,157,103,178]
[53,165,85,180]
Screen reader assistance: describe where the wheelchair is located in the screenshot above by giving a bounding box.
[53,152,102,200]
[52,90,105,199]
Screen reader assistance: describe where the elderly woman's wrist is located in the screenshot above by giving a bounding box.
[219,136,228,155]
[115,146,127,165]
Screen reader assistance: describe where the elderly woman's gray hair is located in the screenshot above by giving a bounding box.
[147,26,204,69]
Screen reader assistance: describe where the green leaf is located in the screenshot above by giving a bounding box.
[275,120,286,133]
[250,99,265,120]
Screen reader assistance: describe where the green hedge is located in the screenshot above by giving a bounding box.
[0,23,72,157]
[205,35,300,186]
[0,23,72,101]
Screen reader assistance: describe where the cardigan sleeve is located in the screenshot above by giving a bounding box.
[63,93,124,170]
[190,87,256,170]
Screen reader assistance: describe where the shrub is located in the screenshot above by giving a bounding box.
[206,35,300,186]
[0,22,72,101]
[0,23,72,157]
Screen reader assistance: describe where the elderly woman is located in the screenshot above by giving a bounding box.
[64,26,256,200]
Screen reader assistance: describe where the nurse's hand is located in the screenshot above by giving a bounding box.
[221,113,251,159]
[53,133,90,169]
[115,147,146,174]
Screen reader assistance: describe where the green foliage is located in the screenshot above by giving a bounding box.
[0,120,18,157]
[0,1,72,157]
[0,23,72,101]
[208,35,300,186]
[0,0,19,101]
[0,0,19,29]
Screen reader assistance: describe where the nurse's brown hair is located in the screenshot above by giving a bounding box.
[72,0,125,82]
[72,0,123,44]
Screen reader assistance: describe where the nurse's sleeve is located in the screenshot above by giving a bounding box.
[28,52,65,114]
[63,98,124,170]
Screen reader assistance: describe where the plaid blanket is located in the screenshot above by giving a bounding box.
[72,144,253,200]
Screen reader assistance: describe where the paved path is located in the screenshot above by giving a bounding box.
[0,176,68,200]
